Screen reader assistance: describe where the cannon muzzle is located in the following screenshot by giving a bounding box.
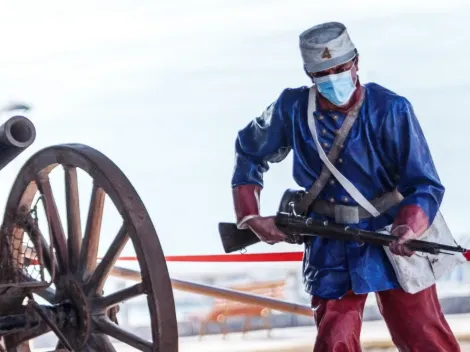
[0,115,36,171]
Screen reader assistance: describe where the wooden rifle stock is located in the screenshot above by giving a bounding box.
[218,222,262,253]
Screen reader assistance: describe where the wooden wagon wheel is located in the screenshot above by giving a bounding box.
[1,144,178,351]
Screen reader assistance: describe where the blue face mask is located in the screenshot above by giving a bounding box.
[313,68,357,106]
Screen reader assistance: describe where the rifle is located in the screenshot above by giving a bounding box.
[218,189,468,255]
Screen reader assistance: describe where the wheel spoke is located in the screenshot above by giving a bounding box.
[38,230,59,283]
[84,224,129,295]
[78,184,105,281]
[64,166,82,275]
[93,283,145,311]
[85,333,117,352]
[35,174,68,274]
[94,317,152,352]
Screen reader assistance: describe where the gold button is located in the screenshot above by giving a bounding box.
[343,196,349,202]
[322,128,327,135]
[322,142,329,148]
[332,115,338,120]
[338,158,343,163]
[317,114,324,120]
[329,179,335,185]
[329,198,335,203]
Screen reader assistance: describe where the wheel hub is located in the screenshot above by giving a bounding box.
[57,279,91,350]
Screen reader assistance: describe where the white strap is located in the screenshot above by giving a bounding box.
[307,87,381,217]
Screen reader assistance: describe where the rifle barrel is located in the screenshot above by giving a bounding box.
[275,212,467,255]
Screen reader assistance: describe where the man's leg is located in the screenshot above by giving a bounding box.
[376,284,460,352]
[311,290,367,352]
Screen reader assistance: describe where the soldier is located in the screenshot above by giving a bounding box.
[231,22,460,351]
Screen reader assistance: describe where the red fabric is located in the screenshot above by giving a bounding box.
[232,184,261,225]
[311,285,460,352]
[164,252,304,262]
[376,285,460,351]
[464,251,470,261]
[311,290,366,352]
[392,204,429,237]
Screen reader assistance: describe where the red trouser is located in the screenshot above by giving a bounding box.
[311,285,460,352]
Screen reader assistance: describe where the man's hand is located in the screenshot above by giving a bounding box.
[390,205,429,257]
[246,216,288,245]
[389,225,416,257]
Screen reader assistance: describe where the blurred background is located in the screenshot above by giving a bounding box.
[0,0,469,350]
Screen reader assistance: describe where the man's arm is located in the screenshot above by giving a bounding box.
[382,97,444,255]
[232,90,293,230]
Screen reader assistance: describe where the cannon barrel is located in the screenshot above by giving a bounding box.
[0,115,36,171]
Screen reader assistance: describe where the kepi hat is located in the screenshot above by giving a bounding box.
[299,22,357,74]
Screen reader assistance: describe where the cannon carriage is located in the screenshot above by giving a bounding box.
[0,114,178,351]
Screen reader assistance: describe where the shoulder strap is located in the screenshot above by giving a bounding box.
[305,86,380,217]
[294,86,366,215]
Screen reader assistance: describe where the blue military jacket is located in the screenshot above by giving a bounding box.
[231,82,444,299]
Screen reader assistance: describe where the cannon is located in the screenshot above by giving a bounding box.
[0,114,178,351]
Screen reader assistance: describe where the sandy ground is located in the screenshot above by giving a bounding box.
[32,313,470,351]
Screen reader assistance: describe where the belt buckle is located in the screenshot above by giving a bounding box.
[334,205,360,224]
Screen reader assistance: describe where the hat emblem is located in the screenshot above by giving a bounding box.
[321,47,332,59]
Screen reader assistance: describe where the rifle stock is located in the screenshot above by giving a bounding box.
[218,222,261,253]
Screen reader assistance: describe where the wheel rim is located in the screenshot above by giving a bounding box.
[2,143,178,351]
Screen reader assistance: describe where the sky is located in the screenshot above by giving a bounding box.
[0,1,468,277]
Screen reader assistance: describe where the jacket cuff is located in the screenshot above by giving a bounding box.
[233,184,261,229]
[392,204,429,237]
[237,215,261,230]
